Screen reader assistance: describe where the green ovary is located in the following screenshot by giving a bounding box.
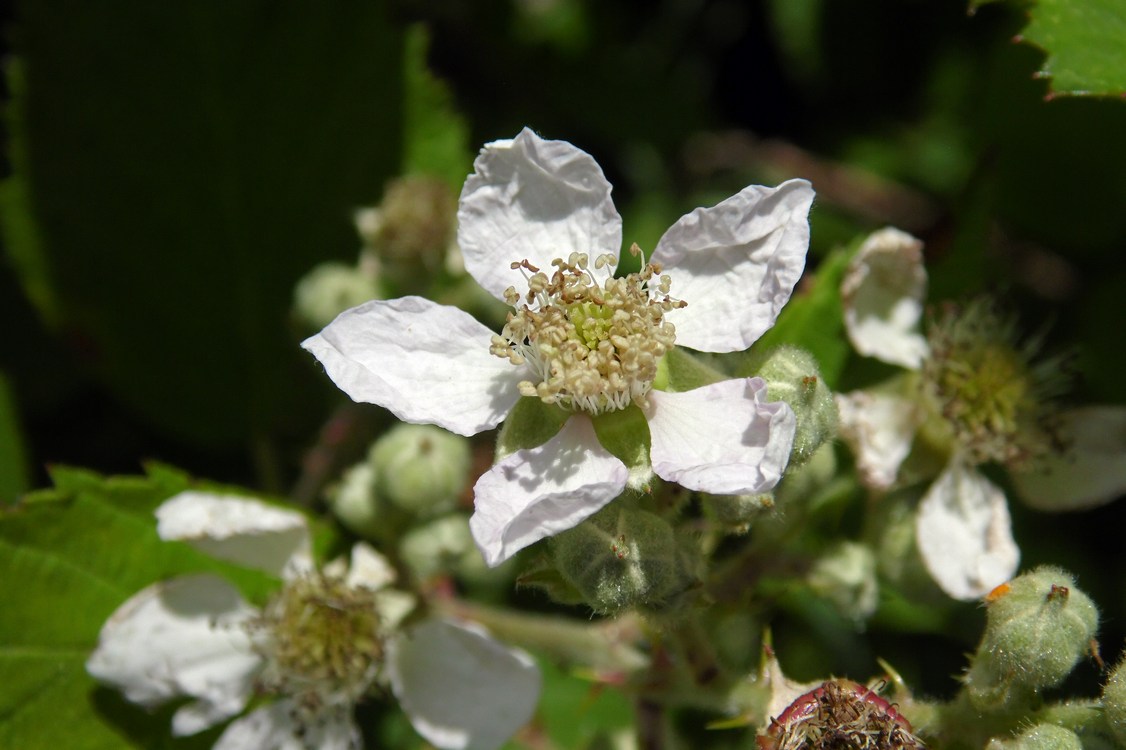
[569,301,615,350]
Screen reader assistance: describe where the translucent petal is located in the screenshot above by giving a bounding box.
[85,575,259,734]
[213,702,359,750]
[1012,405,1126,511]
[835,389,920,491]
[916,463,1019,601]
[344,541,397,590]
[645,378,796,494]
[302,296,523,437]
[458,128,623,302]
[469,415,628,567]
[390,619,541,750]
[652,179,814,353]
[156,491,311,577]
[841,227,929,369]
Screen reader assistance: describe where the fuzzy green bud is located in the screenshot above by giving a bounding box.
[701,492,773,534]
[987,724,1083,750]
[1102,657,1126,746]
[751,345,838,466]
[965,566,1098,711]
[369,424,470,517]
[550,504,700,617]
[328,462,383,538]
[808,541,879,624]
[400,514,486,581]
[293,261,381,330]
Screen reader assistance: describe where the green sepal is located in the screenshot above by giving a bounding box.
[516,555,588,607]
[591,403,652,484]
[655,346,728,393]
[495,397,571,458]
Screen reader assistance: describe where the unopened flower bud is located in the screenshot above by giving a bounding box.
[294,262,381,330]
[987,724,1082,750]
[702,492,774,534]
[400,514,486,581]
[807,541,879,624]
[1102,657,1126,746]
[328,462,383,538]
[965,566,1098,711]
[369,424,470,518]
[751,345,838,466]
[550,504,700,616]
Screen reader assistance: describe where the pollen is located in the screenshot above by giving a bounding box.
[490,245,685,414]
[251,572,384,710]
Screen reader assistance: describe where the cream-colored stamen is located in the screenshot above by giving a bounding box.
[490,245,685,414]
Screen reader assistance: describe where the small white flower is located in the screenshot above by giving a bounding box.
[87,492,540,750]
[303,128,813,566]
[838,229,1018,600]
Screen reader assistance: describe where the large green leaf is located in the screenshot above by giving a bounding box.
[401,25,472,188]
[972,0,1126,97]
[0,3,404,446]
[0,465,280,749]
[1022,0,1126,97]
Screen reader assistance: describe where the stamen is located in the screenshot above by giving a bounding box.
[490,247,686,414]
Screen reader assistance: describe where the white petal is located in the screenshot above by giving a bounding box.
[916,463,1019,601]
[214,702,359,750]
[652,179,814,353]
[390,619,541,750]
[344,542,397,590]
[1012,405,1126,511]
[835,389,919,491]
[156,491,311,577]
[457,128,623,302]
[469,415,628,567]
[645,378,795,494]
[841,227,930,369]
[302,296,523,437]
[85,575,259,734]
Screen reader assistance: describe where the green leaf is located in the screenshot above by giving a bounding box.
[1020,0,1126,98]
[738,247,852,389]
[530,658,634,750]
[0,466,280,749]
[0,372,30,504]
[0,3,405,446]
[401,25,473,188]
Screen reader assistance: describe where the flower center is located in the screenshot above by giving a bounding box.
[252,573,384,710]
[923,298,1065,467]
[490,246,685,415]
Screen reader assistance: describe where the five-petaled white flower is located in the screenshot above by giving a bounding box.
[838,227,1126,601]
[303,128,814,566]
[86,491,540,750]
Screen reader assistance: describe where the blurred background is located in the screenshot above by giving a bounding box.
[3,0,1125,705]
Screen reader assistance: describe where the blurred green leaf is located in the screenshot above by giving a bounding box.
[1020,0,1126,97]
[0,3,404,446]
[0,465,280,749]
[738,247,853,389]
[401,25,472,188]
[530,657,634,750]
[0,373,30,504]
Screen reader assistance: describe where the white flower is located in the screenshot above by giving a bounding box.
[303,128,813,566]
[87,491,541,750]
[838,229,1018,601]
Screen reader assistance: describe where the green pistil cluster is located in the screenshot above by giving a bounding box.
[923,299,1062,467]
[254,573,384,706]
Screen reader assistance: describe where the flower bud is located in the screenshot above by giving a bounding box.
[987,724,1082,750]
[701,492,774,534]
[1102,657,1126,746]
[965,566,1099,711]
[359,176,457,291]
[293,262,381,330]
[369,423,470,518]
[328,462,383,538]
[550,504,700,616]
[807,541,879,624]
[400,514,486,581]
[750,345,838,466]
